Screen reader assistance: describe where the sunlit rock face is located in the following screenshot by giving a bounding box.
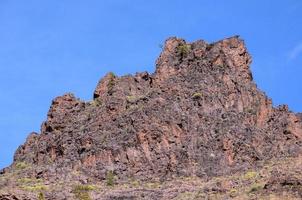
[1,36,302,200]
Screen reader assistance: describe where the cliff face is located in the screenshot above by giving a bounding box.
[1,36,302,200]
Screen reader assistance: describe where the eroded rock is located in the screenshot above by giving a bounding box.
[1,36,301,199]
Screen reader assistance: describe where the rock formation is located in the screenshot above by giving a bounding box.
[1,36,301,199]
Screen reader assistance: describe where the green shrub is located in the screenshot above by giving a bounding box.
[15,162,28,170]
[22,184,47,192]
[229,189,237,197]
[192,92,202,99]
[144,182,161,189]
[108,72,116,78]
[244,171,258,179]
[126,95,137,103]
[106,170,115,186]
[17,177,33,184]
[175,191,197,200]
[72,185,96,200]
[38,192,45,200]
[17,177,43,187]
[74,191,91,200]
[248,183,264,193]
[130,180,140,187]
[177,44,190,58]
[74,185,97,191]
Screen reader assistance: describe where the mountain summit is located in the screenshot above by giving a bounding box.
[1,37,301,200]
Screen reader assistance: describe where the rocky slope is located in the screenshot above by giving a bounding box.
[0,36,301,199]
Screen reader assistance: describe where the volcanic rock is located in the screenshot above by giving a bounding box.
[1,36,301,200]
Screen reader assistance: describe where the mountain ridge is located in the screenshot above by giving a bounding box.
[1,36,301,200]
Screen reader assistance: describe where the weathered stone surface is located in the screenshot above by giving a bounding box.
[1,36,301,199]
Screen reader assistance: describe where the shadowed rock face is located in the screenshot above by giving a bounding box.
[1,36,302,199]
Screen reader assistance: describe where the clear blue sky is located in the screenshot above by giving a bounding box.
[0,0,301,169]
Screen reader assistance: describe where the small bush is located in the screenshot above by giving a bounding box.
[74,185,97,191]
[244,171,258,179]
[72,185,96,200]
[15,162,28,170]
[108,72,116,78]
[175,191,197,200]
[126,95,137,103]
[74,191,91,200]
[248,183,264,193]
[177,44,190,58]
[192,92,202,99]
[17,178,33,184]
[38,192,45,200]
[106,170,115,186]
[229,189,237,197]
[131,180,140,187]
[144,182,161,189]
[22,184,47,192]
[17,177,43,187]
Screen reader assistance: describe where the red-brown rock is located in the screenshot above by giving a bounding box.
[1,36,301,199]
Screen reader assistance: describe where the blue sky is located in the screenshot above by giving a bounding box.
[0,0,301,169]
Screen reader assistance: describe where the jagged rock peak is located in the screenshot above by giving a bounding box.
[93,72,117,99]
[92,36,254,100]
[155,36,252,82]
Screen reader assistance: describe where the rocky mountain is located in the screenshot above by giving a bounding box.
[0,36,301,200]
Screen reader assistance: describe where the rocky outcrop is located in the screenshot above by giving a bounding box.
[1,36,301,199]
